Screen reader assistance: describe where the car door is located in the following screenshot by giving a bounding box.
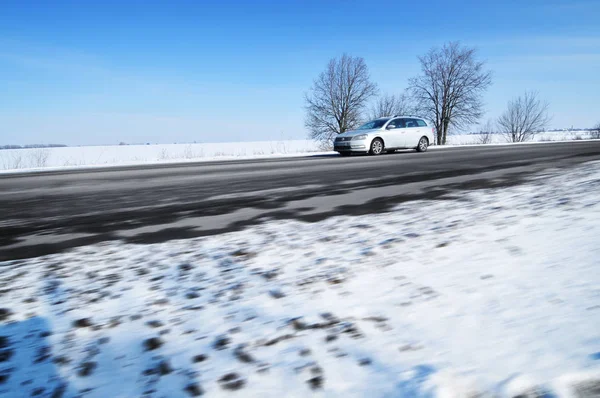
[383,118,405,148]
[404,118,421,148]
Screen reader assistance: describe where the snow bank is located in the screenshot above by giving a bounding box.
[1,132,597,173]
[445,130,594,145]
[1,161,600,397]
[0,140,323,172]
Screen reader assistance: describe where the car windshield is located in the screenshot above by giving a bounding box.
[357,118,389,130]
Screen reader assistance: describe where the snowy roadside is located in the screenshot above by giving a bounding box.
[443,131,596,146]
[429,138,600,150]
[0,140,324,174]
[1,135,598,174]
[1,162,600,397]
[0,151,334,175]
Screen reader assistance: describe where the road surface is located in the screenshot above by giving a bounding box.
[1,141,600,261]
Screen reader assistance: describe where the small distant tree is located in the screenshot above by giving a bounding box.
[476,119,496,144]
[31,148,50,168]
[408,41,492,145]
[591,122,600,139]
[367,93,414,120]
[305,54,378,147]
[497,91,551,142]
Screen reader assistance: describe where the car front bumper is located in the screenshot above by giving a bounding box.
[334,140,368,152]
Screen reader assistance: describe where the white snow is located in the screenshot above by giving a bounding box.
[0,140,325,172]
[1,162,600,398]
[0,132,597,173]
[445,130,595,145]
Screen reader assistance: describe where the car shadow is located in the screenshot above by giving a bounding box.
[306,153,341,158]
[332,149,418,158]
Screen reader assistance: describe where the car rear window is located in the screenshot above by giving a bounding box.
[416,119,427,127]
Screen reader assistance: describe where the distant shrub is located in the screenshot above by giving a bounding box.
[159,148,170,160]
[183,145,194,159]
[0,151,23,170]
[476,133,493,144]
[591,122,600,139]
[476,119,495,144]
[30,148,50,168]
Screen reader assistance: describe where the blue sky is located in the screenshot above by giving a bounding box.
[1,0,599,145]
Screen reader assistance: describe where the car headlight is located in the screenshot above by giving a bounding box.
[352,134,367,140]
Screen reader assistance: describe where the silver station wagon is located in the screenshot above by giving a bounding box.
[334,116,434,156]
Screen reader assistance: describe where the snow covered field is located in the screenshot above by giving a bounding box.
[0,131,596,172]
[445,130,594,146]
[0,140,325,172]
[1,161,600,397]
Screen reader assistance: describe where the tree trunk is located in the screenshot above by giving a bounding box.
[436,122,443,145]
[441,120,450,145]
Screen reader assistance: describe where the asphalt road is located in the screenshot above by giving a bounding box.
[2,141,600,261]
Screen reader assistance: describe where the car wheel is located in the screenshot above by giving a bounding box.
[416,137,429,152]
[369,138,384,155]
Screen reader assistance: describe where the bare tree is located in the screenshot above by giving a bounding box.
[30,148,50,168]
[367,93,414,120]
[497,91,551,142]
[0,151,23,170]
[591,122,600,139]
[476,119,496,144]
[305,54,378,147]
[408,42,492,145]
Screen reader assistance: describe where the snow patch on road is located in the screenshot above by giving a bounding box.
[1,162,600,397]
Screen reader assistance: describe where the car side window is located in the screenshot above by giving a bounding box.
[388,118,404,129]
[405,119,418,128]
[416,119,427,127]
[403,119,417,128]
